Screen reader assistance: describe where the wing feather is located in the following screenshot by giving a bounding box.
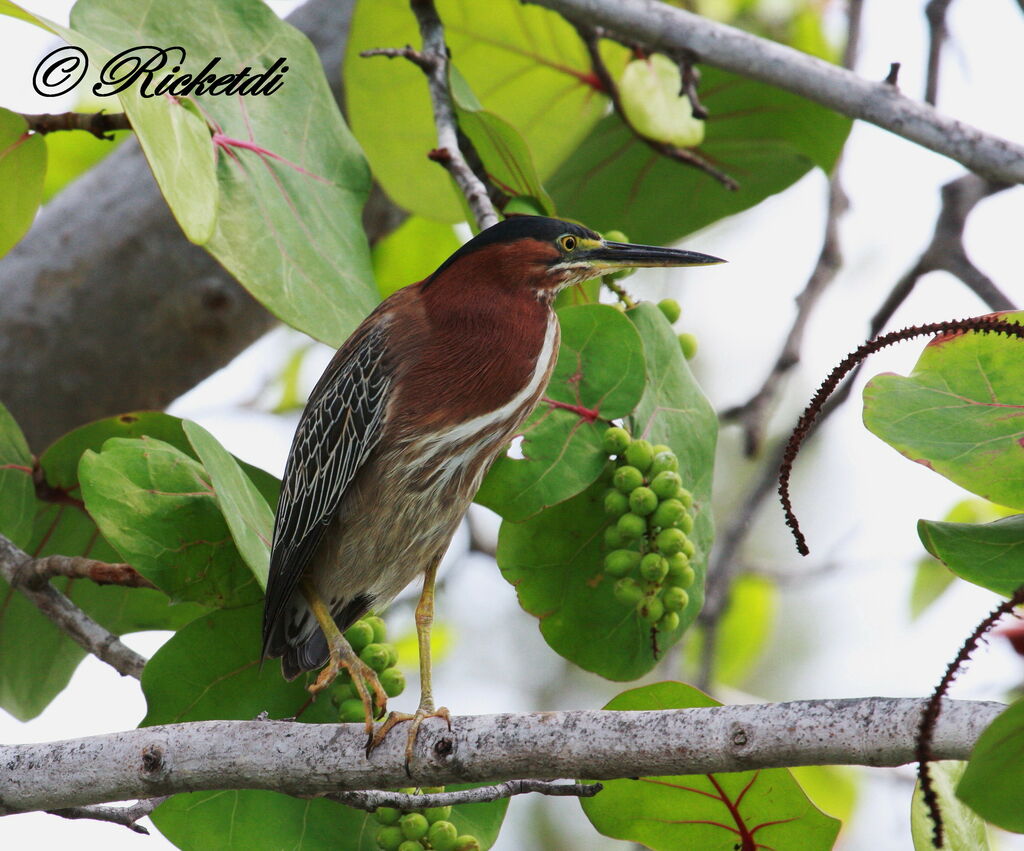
[261,321,392,655]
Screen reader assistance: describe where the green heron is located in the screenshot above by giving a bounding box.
[261,215,722,759]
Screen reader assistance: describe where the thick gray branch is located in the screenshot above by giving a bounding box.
[529,0,1024,184]
[0,697,1003,814]
[0,0,403,451]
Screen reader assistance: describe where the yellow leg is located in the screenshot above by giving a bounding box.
[302,581,388,748]
[370,560,451,770]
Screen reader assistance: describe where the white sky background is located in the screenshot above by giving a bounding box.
[1,0,1024,848]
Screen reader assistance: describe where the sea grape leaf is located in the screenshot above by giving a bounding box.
[80,436,262,609]
[581,682,841,850]
[0,108,46,260]
[548,65,850,245]
[184,421,273,590]
[918,515,1024,598]
[911,761,989,850]
[73,0,377,345]
[477,304,645,521]
[958,698,1024,833]
[0,401,35,549]
[863,312,1024,510]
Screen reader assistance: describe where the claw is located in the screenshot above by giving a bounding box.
[309,635,388,741]
[368,703,451,773]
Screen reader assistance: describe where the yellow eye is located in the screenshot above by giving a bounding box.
[559,235,577,252]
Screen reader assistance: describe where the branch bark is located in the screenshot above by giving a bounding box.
[0,697,1002,814]
[0,0,405,452]
[528,0,1024,184]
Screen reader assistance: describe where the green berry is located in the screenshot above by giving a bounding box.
[650,470,682,500]
[679,511,694,534]
[658,611,681,632]
[339,698,367,724]
[678,332,698,359]
[682,537,696,558]
[604,549,641,578]
[666,554,695,588]
[333,680,356,702]
[397,842,422,851]
[650,450,679,476]
[656,527,687,555]
[376,826,404,850]
[427,820,459,851]
[604,489,629,517]
[602,426,631,455]
[658,298,682,324]
[651,498,685,529]
[628,486,658,516]
[360,643,391,673]
[624,439,655,472]
[374,806,401,826]
[662,585,690,611]
[344,620,375,653]
[364,615,388,644]
[424,805,452,824]
[616,512,646,540]
[380,667,406,698]
[603,229,628,243]
[677,487,694,508]
[613,465,644,493]
[399,812,429,841]
[638,595,664,623]
[614,577,644,606]
[454,837,482,851]
[639,552,668,583]
[604,524,627,549]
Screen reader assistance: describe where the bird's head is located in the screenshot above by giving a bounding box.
[423,215,724,303]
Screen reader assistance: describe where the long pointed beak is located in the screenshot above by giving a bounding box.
[584,240,725,272]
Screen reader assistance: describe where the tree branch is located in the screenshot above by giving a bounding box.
[408,0,498,230]
[924,0,955,106]
[47,797,166,835]
[527,0,1024,184]
[20,111,132,140]
[328,779,600,811]
[0,698,1002,814]
[19,553,156,590]
[0,534,146,680]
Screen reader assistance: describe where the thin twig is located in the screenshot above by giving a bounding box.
[0,534,146,680]
[924,0,955,105]
[21,111,132,141]
[19,554,156,590]
[327,779,601,811]
[47,797,166,835]
[573,21,739,190]
[409,0,498,230]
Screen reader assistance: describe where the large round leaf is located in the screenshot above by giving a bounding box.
[0,108,46,260]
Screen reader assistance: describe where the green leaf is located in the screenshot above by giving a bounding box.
[496,303,716,680]
[911,499,1014,617]
[958,698,1024,832]
[0,108,46,260]
[582,682,841,850]
[73,0,377,346]
[146,606,507,850]
[0,402,35,549]
[184,421,273,591]
[0,413,206,720]
[548,66,851,245]
[478,304,646,521]
[450,65,555,216]
[626,302,717,611]
[918,515,1024,597]
[345,0,626,222]
[912,762,989,850]
[863,312,1024,510]
[372,216,461,299]
[80,437,262,609]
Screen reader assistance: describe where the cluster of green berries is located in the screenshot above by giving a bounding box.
[373,790,480,851]
[335,615,405,721]
[657,298,698,360]
[601,426,696,632]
